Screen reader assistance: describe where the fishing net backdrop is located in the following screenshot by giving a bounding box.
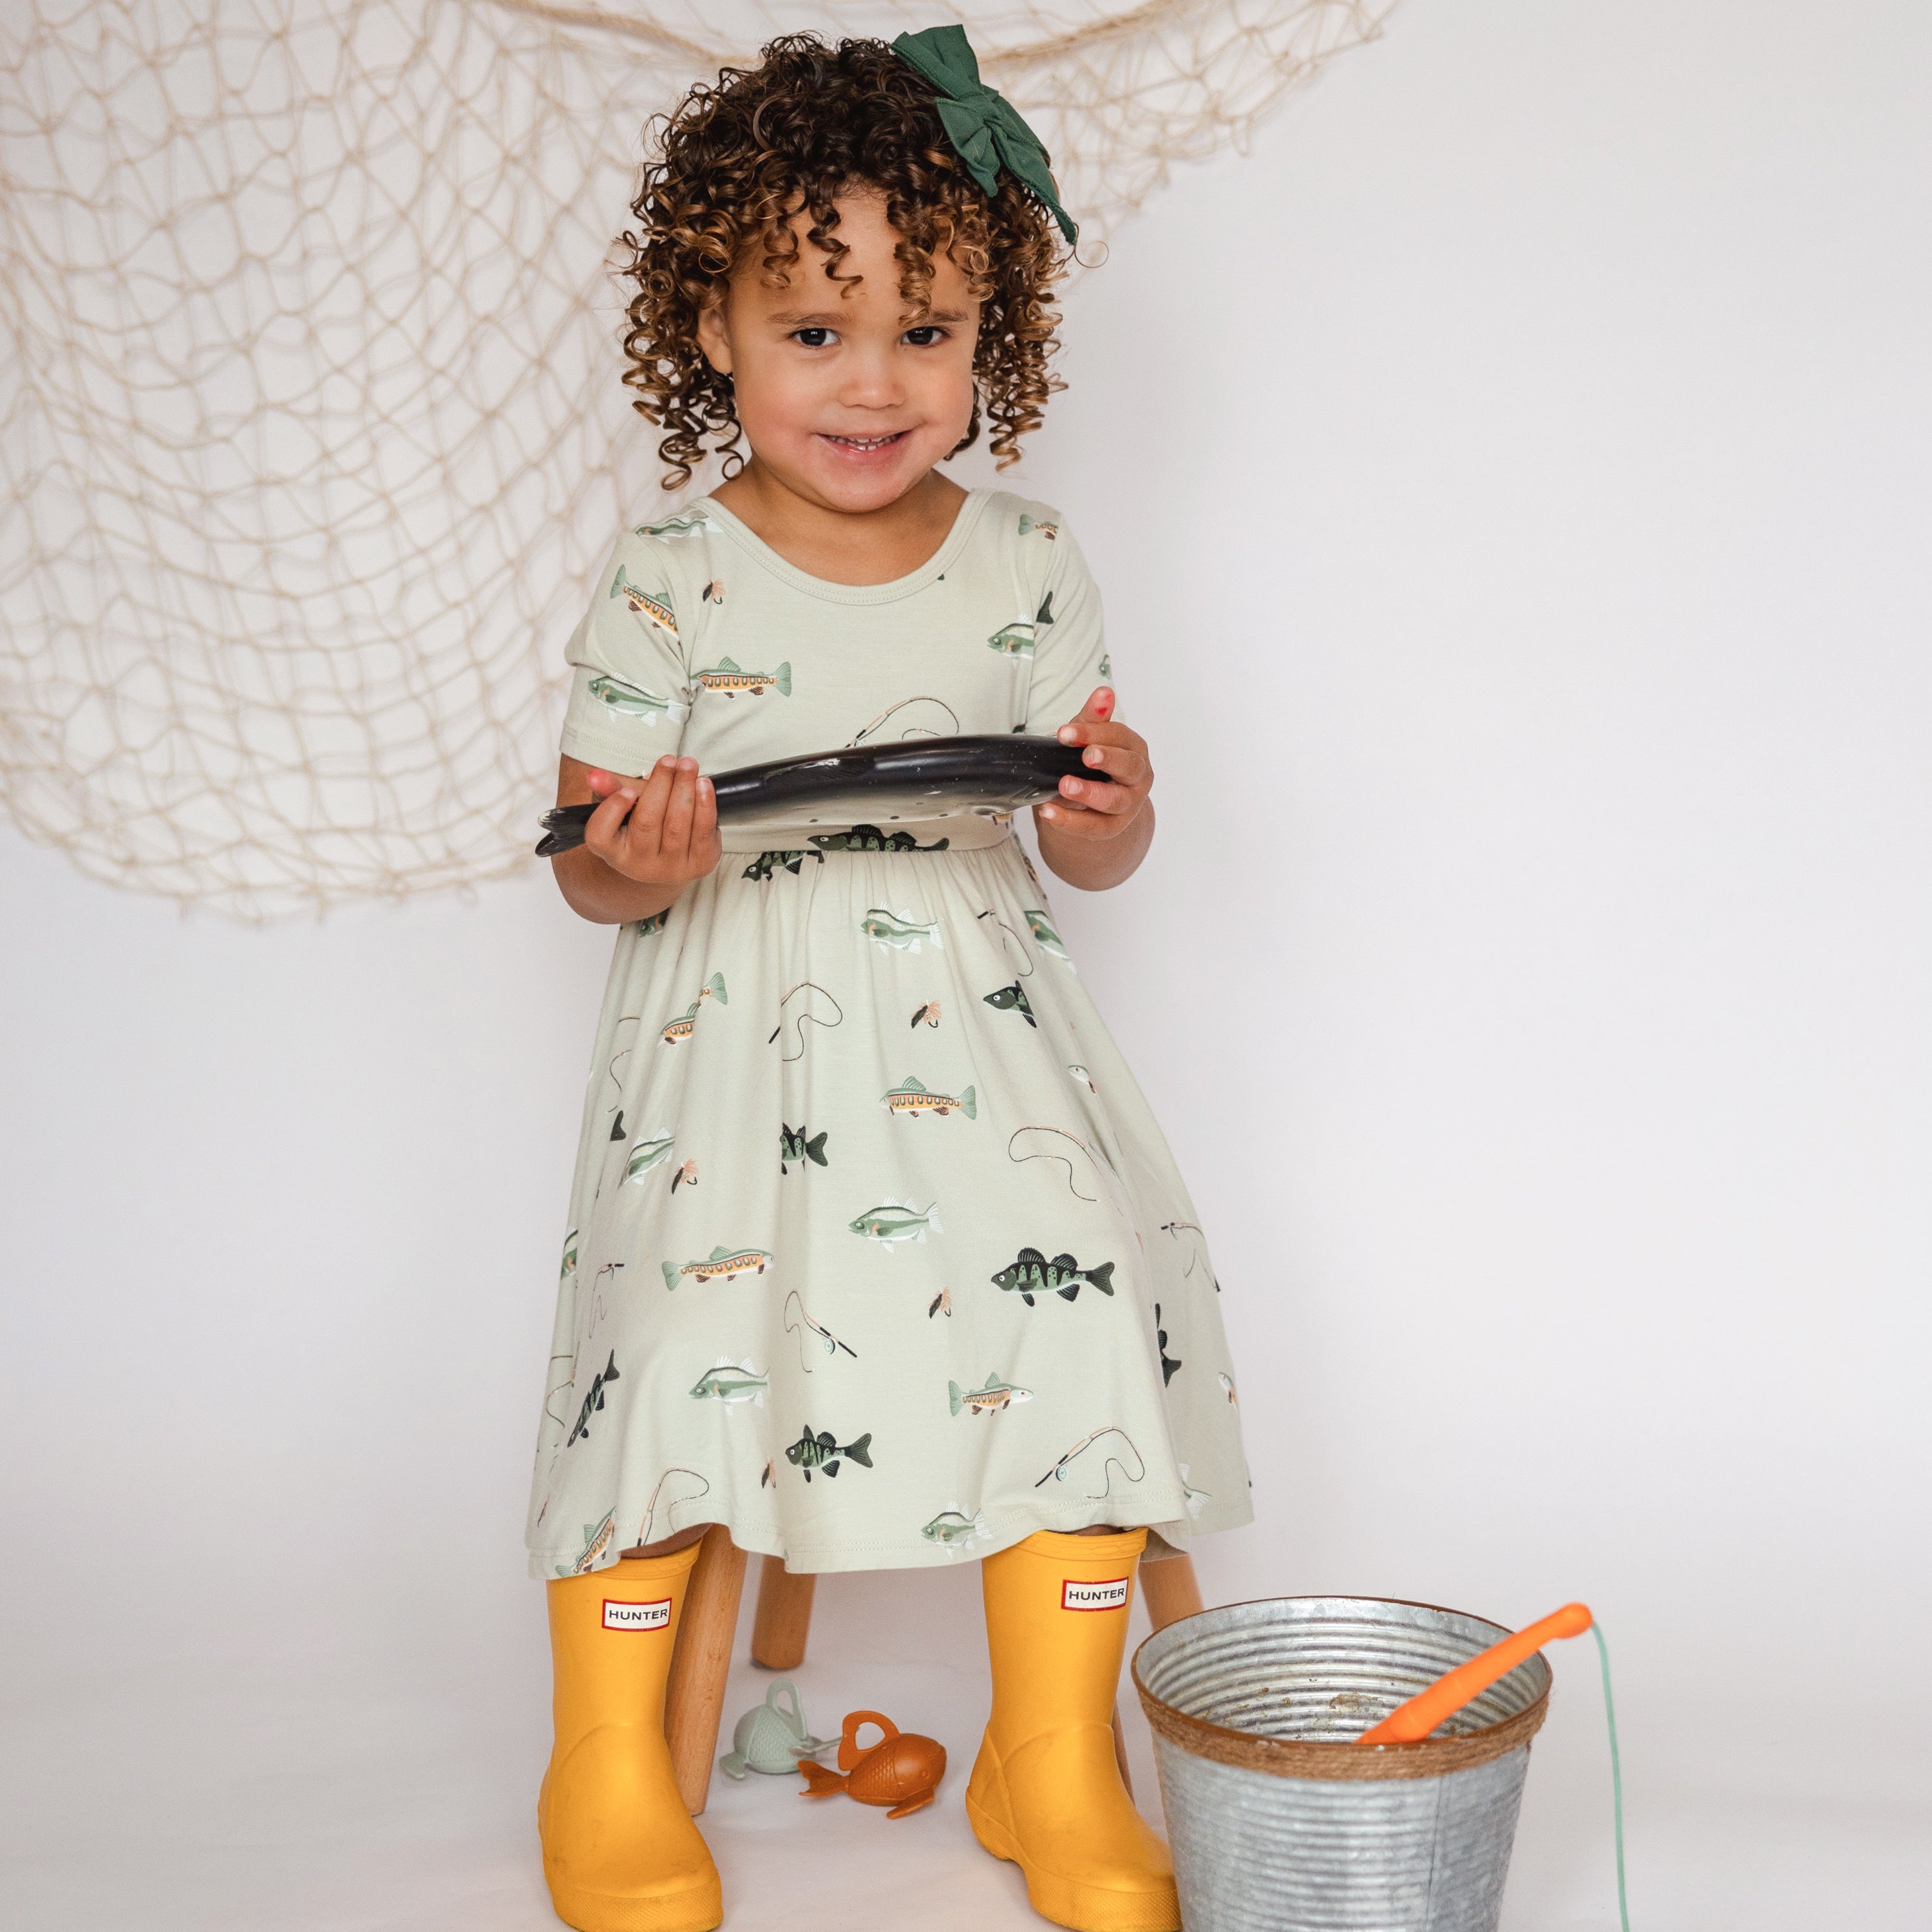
[0,0,1396,918]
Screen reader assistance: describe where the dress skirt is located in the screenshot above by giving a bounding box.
[526,820,1253,1578]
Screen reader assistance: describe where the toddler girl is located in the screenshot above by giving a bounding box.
[528,29,1249,1932]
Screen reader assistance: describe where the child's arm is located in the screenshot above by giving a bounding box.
[1033,686,1156,892]
[551,753,720,924]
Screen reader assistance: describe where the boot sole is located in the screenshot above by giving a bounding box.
[544,1871,723,1932]
[965,1790,1182,1932]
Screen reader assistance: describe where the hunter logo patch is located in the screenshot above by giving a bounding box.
[1063,1577,1130,1613]
[603,1597,672,1632]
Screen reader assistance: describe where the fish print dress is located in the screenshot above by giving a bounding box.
[526,488,1251,1578]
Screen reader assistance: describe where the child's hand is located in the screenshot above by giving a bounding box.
[582,757,721,887]
[1038,688,1152,840]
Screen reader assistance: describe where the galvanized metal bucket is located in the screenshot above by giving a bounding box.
[1132,1596,1552,1932]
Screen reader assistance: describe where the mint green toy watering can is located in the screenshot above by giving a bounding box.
[718,1679,838,1779]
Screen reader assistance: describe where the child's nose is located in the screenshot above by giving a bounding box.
[835,347,906,410]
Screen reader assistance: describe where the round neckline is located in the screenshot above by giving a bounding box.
[696,487,990,605]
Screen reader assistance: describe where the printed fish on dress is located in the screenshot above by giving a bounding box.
[786,1426,874,1481]
[922,1506,990,1548]
[661,1245,773,1289]
[744,849,822,881]
[949,1374,1034,1417]
[1154,1303,1182,1385]
[688,1359,770,1406]
[635,509,719,540]
[663,972,727,1043]
[1024,908,1074,967]
[558,1510,616,1576]
[779,1124,829,1171]
[567,1352,620,1445]
[849,1200,942,1247]
[696,656,791,697]
[986,592,1054,659]
[982,983,1036,1027]
[812,825,950,854]
[624,1132,675,1183]
[587,675,687,725]
[882,1076,976,1121]
[609,567,678,639]
[992,1246,1115,1307]
[861,908,942,953]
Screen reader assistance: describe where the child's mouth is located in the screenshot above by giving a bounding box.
[817,430,909,457]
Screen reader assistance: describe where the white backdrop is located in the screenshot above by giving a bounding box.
[4,1,1929,1927]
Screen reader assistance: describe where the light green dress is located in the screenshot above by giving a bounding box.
[526,488,1251,1578]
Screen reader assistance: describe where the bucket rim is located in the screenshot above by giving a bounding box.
[1129,1593,1552,1783]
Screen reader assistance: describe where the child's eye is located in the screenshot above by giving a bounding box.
[791,328,835,348]
[903,325,946,346]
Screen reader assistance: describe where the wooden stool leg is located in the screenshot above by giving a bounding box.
[750,1555,817,1670]
[664,1525,747,1817]
[1140,1553,1204,1632]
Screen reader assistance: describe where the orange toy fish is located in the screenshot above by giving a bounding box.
[797,1710,947,1819]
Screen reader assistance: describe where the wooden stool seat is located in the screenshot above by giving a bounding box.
[661,1530,1208,1815]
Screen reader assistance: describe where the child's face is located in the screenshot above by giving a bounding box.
[697,193,981,514]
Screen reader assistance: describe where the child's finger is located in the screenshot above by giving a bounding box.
[1053,772,1137,815]
[692,774,721,871]
[583,779,641,858]
[597,761,670,867]
[1057,687,1116,743]
[1072,739,1149,788]
[659,757,699,861]
[1038,797,1115,837]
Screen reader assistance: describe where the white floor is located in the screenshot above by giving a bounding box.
[5,1558,1927,1931]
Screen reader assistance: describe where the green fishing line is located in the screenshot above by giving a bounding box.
[1592,1621,1630,1932]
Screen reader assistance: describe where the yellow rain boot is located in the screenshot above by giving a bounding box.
[539,1544,722,1932]
[967,1529,1180,1932]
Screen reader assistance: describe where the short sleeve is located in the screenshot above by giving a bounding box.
[557,531,694,773]
[1019,515,1112,735]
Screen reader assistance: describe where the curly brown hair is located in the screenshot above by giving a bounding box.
[618,34,1070,489]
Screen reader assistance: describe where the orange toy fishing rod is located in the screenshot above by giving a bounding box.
[1356,1603,1595,1747]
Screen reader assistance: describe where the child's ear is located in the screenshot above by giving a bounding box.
[696,296,734,376]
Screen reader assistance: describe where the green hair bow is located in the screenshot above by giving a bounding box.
[891,24,1079,245]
